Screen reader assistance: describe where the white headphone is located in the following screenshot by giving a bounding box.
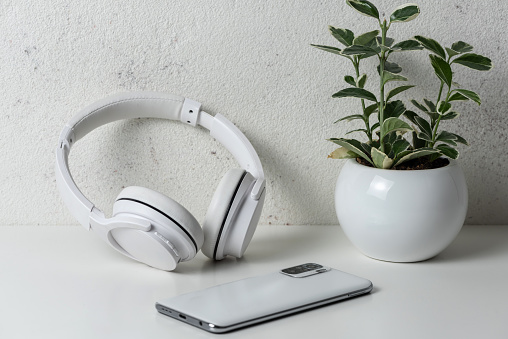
[55,92,266,271]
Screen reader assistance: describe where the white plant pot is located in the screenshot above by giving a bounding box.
[335,159,468,262]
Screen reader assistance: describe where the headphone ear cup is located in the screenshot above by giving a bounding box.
[202,169,254,260]
[111,186,204,270]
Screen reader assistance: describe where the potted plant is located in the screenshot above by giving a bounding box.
[312,0,492,262]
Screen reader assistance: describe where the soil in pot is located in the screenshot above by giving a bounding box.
[356,156,449,170]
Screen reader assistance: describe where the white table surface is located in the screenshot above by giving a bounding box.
[1,225,507,339]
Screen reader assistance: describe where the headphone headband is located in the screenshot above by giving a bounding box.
[56,92,265,229]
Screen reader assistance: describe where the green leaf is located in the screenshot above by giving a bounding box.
[376,36,395,47]
[382,71,407,86]
[328,147,359,159]
[448,92,469,102]
[417,131,433,142]
[445,47,459,59]
[370,122,380,132]
[334,114,365,123]
[430,54,452,87]
[391,138,410,156]
[390,3,420,23]
[390,39,422,52]
[332,87,377,102]
[436,144,459,159]
[364,103,378,117]
[353,30,379,46]
[342,45,378,58]
[328,26,355,47]
[346,0,380,19]
[437,101,452,115]
[344,75,356,86]
[371,147,393,169]
[381,117,413,138]
[412,131,427,149]
[414,35,446,59]
[413,115,432,136]
[435,131,458,146]
[450,133,468,145]
[393,148,440,167]
[384,61,402,74]
[441,111,460,121]
[411,100,428,112]
[384,100,406,119]
[452,53,493,71]
[423,99,436,112]
[345,128,369,136]
[311,44,350,59]
[386,85,414,101]
[451,41,474,54]
[328,138,373,165]
[454,89,481,105]
[403,109,418,124]
[357,74,367,88]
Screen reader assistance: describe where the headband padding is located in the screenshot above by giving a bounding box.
[113,186,204,251]
[68,92,184,142]
[201,169,249,259]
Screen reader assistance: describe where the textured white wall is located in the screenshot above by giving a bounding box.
[0,0,506,226]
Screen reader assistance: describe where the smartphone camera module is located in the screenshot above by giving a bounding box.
[280,263,328,277]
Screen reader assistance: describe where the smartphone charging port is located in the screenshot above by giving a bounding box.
[179,314,187,320]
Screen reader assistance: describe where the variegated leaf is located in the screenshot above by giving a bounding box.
[430,54,452,87]
[382,71,408,86]
[414,35,446,59]
[451,41,474,54]
[345,129,369,136]
[329,26,355,47]
[384,100,406,119]
[342,45,378,58]
[346,0,380,19]
[386,85,414,101]
[364,103,378,117]
[381,117,413,138]
[437,101,452,115]
[328,147,358,159]
[390,39,422,53]
[353,30,379,46]
[371,147,394,169]
[311,44,350,59]
[390,3,420,23]
[452,53,493,71]
[411,99,428,112]
[344,75,356,86]
[441,111,460,120]
[357,74,367,88]
[328,138,374,165]
[450,133,468,145]
[332,87,377,102]
[393,148,440,167]
[334,114,365,123]
[453,89,481,105]
[436,144,459,159]
[435,131,458,146]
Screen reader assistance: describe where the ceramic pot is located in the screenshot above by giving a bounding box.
[335,159,468,262]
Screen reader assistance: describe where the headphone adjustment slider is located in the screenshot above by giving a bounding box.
[180,98,201,127]
[58,125,75,150]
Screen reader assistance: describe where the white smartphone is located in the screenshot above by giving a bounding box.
[156,263,373,333]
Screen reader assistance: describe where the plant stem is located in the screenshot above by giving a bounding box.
[353,57,372,142]
[430,90,451,147]
[378,19,388,153]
